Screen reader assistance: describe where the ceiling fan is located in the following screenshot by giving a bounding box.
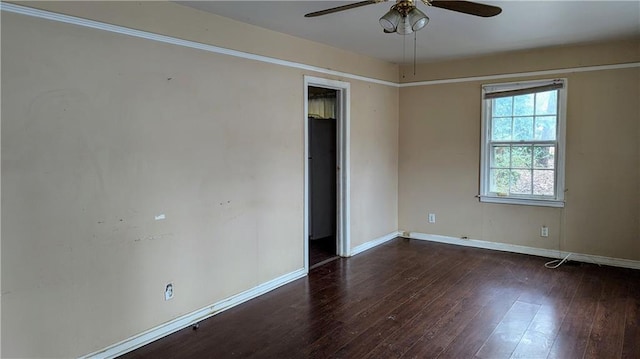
[305,0,501,35]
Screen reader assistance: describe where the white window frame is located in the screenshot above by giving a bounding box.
[480,78,567,208]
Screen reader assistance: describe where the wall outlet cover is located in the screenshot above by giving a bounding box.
[541,226,549,237]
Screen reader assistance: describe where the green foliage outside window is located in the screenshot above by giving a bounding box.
[488,90,558,197]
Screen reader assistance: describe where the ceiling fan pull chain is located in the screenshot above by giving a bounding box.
[403,31,406,65]
[413,31,417,76]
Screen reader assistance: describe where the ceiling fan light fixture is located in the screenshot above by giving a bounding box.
[397,16,413,35]
[408,7,429,31]
[379,8,401,32]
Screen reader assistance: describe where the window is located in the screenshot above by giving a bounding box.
[480,79,566,207]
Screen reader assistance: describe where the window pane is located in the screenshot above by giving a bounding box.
[492,97,512,117]
[492,146,510,168]
[511,146,532,168]
[510,169,532,195]
[492,117,512,141]
[490,169,510,194]
[533,170,555,196]
[482,81,565,204]
[534,116,557,141]
[513,117,534,141]
[535,90,557,115]
[513,94,534,116]
[534,146,555,169]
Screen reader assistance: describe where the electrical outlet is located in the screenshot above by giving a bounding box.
[428,213,436,223]
[165,283,174,301]
[541,226,549,237]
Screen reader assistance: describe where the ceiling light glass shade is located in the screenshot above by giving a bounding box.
[397,16,413,35]
[408,7,429,31]
[379,9,401,32]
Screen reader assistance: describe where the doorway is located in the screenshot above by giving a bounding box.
[304,76,350,272]
[308,86,338,268]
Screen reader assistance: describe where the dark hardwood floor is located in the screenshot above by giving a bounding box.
[309,235,339,268]
[120,238,640,359]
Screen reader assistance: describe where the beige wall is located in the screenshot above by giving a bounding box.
[399,40,640,261]
[1,3,399,357]
[400,38,640,83]
[350,82,399,247]
[21,1,399,83]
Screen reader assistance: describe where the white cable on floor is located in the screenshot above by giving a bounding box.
[545,252,572,269]
[545,195,570,270]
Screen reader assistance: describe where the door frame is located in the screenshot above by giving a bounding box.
[304,76,351,272]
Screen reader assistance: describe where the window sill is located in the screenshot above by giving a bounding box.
[479,196,565,208]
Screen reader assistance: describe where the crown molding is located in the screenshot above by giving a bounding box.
[3,3,638,89]
[399,62,640,87]
[0,3,398,87]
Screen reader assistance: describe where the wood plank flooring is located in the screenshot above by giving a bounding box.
[309,235,338,268]
[120,238,640,359]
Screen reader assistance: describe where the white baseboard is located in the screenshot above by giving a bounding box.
[80,268,307,359]
[403,231,640,270]
[80,231,397,358]
[350,231,401,257]
[80,231,638,358]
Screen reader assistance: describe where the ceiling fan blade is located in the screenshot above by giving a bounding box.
[430,0,502,17]
[305,0,380,18]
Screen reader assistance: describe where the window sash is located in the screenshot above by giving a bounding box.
[487,142,558,198]
[480,78,566,207]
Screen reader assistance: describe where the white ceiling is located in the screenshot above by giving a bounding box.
[177,1,640,64]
